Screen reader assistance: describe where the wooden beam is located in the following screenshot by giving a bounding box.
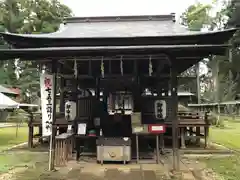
[55,56,210,62]
[0,44,230,61]
[88,58,92,76]
[59,73,172,79]
[58,60,74,73]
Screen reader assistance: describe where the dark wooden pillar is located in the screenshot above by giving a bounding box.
[204,126,209,148]
[157,83,165,154]
[196,127,201,145]
[109,92,115,112]
[103,89,108,105]
[59,64,65,113]
[95,77,100,100]
[204,112,209,148]
[73,77,79,135]
[170,65,180,171]
[38,125,43,143]
[28,113,34,148]
[39,125,42,135]
[133,76,141,112]
[180,127,186,149]
[49,60,58,171]
[59,76,65,113]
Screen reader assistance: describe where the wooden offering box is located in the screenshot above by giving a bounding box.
[96,137,131,163]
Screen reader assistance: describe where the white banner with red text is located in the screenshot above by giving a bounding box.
[40,73,55,137]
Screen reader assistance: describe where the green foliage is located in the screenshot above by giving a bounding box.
[226,0,240,28]
[0,0,72,103]
[181,0,240,103]
[181,2,212,31]
[0,0,72,34]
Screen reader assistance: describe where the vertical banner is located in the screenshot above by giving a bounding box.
[40,73,54,136]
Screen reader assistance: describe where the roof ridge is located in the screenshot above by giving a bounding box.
[64,13,176,24]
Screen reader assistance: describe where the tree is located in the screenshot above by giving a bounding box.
[226,0,240,28]
[0,0,72,103]
[181,2,215,103]
[181,2,212,31]
[181,0,240,103]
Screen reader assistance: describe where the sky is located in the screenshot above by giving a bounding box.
[60,0,214,18]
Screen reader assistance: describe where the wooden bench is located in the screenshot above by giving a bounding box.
[177,112,209,149]
[55,133,74,166]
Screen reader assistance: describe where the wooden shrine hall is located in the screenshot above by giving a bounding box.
[0,14,237,170]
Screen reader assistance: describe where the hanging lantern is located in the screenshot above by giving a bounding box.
[154,100,166,119]
[149,55,153,76]
[101,56,104,78]
[120,56,123,76]
[65,101,76,121]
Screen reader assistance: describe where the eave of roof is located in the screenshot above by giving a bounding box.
[188,101,240,106]
[1,27,236,39]
[0,44,230,61]
[0,28,237,49]
[0,13,237,48]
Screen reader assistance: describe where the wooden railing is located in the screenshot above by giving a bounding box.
[177,111,209,149]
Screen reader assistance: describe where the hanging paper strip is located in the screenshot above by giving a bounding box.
[74,59,78,78]
[120,56,123,75]
[40,73,55,136]
[149,55,153,76]
[101,56,104,78]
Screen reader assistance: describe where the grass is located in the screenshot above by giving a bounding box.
[209,119,240,149]
[0,151,48,174]
[0,125,29,151]
[0,124,46,176]
[203,156,240,180]
[200,118,240,180]
[0,124,32,173]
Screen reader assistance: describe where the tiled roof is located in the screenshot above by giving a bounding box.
[2,14,191,38]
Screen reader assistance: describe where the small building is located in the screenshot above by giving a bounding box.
[0,85,20,122]
[0,14,236,170]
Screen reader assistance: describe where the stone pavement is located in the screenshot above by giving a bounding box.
[63,162,172,180]
[57,159,197,180]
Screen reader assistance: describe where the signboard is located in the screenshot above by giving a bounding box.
[77,123,87,135]
[40,73,55,136]
[148,124,166,134]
